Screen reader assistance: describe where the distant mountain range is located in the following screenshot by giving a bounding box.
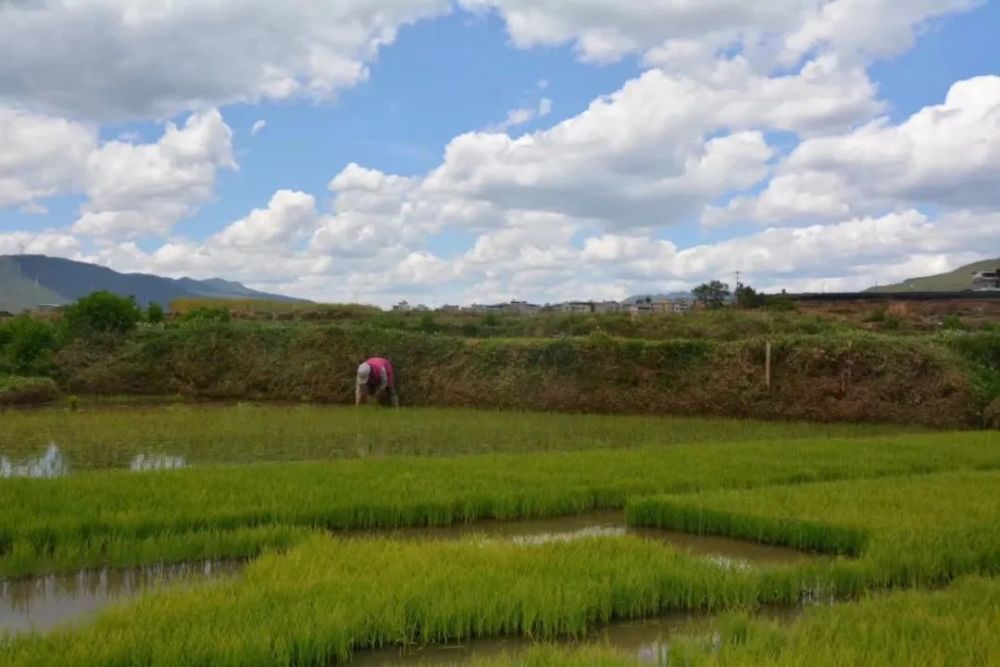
[0,255,308,313]
[622,292,694,304]
[866,258,1000,293]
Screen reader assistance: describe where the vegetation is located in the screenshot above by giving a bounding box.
[0,404,917,469]
[1,431,997,576]
[692,281,731,309]
[61,290,143,337]
[473,577,1000,666]
[0,376,58,406]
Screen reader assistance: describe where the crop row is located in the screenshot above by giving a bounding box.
[471,576,1000,666]
[0,404,915,470]
[2,431,998,576]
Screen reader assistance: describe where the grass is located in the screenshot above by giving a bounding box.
[1,431,998,577]
[0,404,920,469]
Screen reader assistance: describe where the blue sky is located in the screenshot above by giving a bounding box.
[1,1,998,304]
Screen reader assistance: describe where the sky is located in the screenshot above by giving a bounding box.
[0,1,998,306]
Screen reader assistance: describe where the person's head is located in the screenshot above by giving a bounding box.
[356,362,372,386]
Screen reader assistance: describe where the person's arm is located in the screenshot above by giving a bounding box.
[355,384,364,406]
[373,367,389,398]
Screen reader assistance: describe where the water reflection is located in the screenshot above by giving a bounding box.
[0,560,243,634]
[129,453,187,472]
[0,444,69,479]
[362,511,817,569]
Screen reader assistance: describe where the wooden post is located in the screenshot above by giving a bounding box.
[765,341,772,391]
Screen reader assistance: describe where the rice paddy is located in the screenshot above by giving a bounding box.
[0,403,997,664]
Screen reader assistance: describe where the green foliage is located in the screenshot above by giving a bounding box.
[482,312,500,327]
[0,375,59,406]
[693,280,731,309]
[66,394,80,412]
[63,291,143,336]
[0,315,57,374]
[146,302,165,325]
[0,430,995,576]
[417,311,440,334]
[734,284,766,309]
[178,306,231,324]
[764,295,796,312]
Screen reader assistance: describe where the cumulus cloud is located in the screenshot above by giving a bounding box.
[0,108,96,208]
[708,75,1000,225]
[0,0,449,121]
[73,109,237,238]
[212,190,317,249]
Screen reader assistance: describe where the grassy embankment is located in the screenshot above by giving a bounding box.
[471,576,1000,666]
[50,322,997,426]
[2,470,999,665]
[0,404,918,468]
[1,431,998,577]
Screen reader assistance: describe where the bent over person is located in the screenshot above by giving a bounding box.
[355,357,399,407]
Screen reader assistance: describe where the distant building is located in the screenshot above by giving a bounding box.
[593,301,621,314]
[392,300,412,312]
[558,301,594,313]
[438,304,461,312]
[972,268,1000,291]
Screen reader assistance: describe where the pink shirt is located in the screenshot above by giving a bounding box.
[363,357,394,391]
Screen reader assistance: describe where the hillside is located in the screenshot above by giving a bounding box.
[0,255,308,313]
[867,258,1000,293]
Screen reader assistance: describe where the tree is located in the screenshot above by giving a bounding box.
[734,283,766,309]
[0,315,57,374]
[147,302,166,324]
[63,291,143,336]
[692,280,731,309]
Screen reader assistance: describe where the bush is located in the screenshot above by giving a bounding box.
[417,312,440,334]
[179,307,231,324]
[0,315,57,374]
[63,291,143,337]
[941,314,969,331]
[147,302,166,325]
[0,376,59,406]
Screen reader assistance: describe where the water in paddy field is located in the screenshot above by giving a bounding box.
[0,444,187,478]
[0,560,243,634]
[0,513,822,636]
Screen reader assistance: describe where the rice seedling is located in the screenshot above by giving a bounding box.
[470,576,1000,666]
[0,403,918,471]
[2,431,997,576]
[627,470,1000,592]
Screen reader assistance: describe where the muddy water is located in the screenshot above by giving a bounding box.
[362,510,818,568]
[0,560,242,634]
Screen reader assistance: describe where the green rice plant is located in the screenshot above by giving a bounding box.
[627,470,1000,593]
[668,575,1000,666]
[0,404,918,470]
[0,535,769,665]
[2,431,997,576]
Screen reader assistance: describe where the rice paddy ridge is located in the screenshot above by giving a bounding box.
[0,404,918,470]
[2,431,999,576]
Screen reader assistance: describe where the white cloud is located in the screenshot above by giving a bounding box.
[0,231,83,257]
[250,120,267,136]
[487,97,553,132]
[0,108,96,208]
[212,190,317,249]
[0,0,450,121]
[709,75,1000,225]
[73,109,237,238]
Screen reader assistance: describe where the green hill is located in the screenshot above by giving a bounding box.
[0,255,308,313]
[867,258,1000,293]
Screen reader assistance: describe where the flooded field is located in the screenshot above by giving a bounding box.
[1,511,818,636]
[0,561,242,634]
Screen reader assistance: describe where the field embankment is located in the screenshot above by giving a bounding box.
[49,324,997,426]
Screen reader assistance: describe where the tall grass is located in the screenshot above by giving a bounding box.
[2,432,997,576]
[0,404,919,470]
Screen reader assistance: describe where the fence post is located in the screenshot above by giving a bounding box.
[765,341,772,391]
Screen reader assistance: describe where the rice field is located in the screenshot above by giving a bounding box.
[0,404,997,664]
[0,403,918,470]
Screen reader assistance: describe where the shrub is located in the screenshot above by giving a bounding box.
[417,312,440,334]
[63,291,143,336]
[941,314,969,331]
[147,302,166,325]
[0,315,57,374]
[179,307,231,324]
[0,375,59,406]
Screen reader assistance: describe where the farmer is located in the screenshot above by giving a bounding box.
[355,357,399,407]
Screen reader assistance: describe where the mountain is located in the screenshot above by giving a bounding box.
[866,258,1000,293]
[0,255,309,313]
[622,292,693,304]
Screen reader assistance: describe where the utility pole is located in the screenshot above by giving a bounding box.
[734,270,742,289]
